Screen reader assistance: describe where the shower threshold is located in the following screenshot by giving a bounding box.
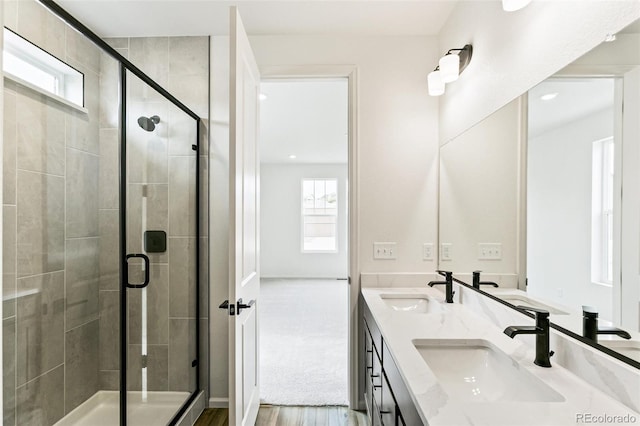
[54,390,191,426]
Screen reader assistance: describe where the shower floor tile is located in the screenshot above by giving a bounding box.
[54,390,190,426]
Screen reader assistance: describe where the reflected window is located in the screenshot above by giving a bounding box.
[591,136,614,285]
[302,179,338,252]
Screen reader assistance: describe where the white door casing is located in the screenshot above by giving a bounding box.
[228,7,261,426]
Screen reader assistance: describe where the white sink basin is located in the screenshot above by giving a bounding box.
[413,339,565,403]
[381,294,444,313]
[499,295,569,315]
[599,340,640,363]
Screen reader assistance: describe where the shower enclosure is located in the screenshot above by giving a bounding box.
[2,1,207,425]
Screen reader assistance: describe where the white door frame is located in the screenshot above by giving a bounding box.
[260,64,360,409]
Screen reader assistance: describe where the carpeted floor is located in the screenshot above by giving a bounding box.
[259,278,349,406]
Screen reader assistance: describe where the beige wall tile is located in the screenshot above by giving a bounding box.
[99,210,119,291]
[3,90,17,205]
[3,206,17,318]
[98,290,119,371]
[3,317,16,426]
[169,156,197,237]
[16,271,65,386]
[168,237,197,318]
[16,89,65,176]
[16,0,65,60]
[65,320,99,414]
[16,365,64,426]
[65,238,100,330]
[99,129,119,210]
[168,318,196,392]
[16,171,64,277]
[66,149,99,238]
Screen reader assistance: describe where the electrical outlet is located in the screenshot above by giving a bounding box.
[374,242,397,260]
[440,243,452,261]
[478,243,502,260]
[423,243,434,261]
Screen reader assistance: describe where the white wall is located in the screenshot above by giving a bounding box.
[527,107,613,317]
[439,98,520,278]
[250,35,441,275]
[438,0,640,144]
[261,163,348,279]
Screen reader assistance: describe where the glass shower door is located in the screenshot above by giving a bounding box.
[123,69,198,425]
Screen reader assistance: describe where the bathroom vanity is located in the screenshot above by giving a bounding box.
[360,285,640,425]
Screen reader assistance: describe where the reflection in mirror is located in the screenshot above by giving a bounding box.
[438,99,521,288]
[438,18,640,366]
[526,18,640,356]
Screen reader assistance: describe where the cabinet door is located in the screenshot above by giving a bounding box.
[372,353,383,412]
[380,373,396,426]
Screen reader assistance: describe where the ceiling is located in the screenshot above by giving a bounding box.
[528,78,615,139]
[260,79,348,164]
[56,0,458,38]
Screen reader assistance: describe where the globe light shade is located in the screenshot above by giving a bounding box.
[439,54,460,83]
[502,0,532,12]
[428,70,445,96]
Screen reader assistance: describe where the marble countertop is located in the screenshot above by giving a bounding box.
[362,287,640,426]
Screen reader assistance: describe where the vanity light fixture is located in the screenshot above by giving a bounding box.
[288,154,297,159]
[540,92,558,101]
[427,44,473,97]
[604,33,617,42]
[502,0,532,12]
[259,93,268,101]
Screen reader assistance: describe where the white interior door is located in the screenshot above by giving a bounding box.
[228,6,261,426]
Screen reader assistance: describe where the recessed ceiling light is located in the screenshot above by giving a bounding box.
[540,92,558,101]
[259,93,268,101]
[288,154,297,159]
[604,33,617,43]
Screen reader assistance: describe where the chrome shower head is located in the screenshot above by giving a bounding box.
[137,115,160,132]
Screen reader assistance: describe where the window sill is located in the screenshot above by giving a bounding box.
[4,72,88,115]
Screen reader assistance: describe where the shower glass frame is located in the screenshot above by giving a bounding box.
[38,1,202,425]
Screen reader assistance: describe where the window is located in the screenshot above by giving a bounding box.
[591,137,614,285]
[3,27,84,108]
[302,179,338,252]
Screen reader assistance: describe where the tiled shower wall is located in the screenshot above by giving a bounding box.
[2,1,210,425]
[3,0,108,424]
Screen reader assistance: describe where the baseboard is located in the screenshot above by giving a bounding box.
[208,397,229,408]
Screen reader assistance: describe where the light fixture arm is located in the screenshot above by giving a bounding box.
[444,44,473,75]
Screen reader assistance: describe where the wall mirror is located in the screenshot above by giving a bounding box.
[438,17,640,366]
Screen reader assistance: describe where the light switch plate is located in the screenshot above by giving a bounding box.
[423,243,434,261]
[440,243,452,261]
[478,243,502,260]
[374,242,397,260]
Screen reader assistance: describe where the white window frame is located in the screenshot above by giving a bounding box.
[3,27,85,112]
[591,136,615,286]
[301,178,339,253]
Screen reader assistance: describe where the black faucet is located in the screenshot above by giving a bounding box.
[504,306,553,367]
[428,270,454,303]
[472,270,499,289]
[582,306,631,342]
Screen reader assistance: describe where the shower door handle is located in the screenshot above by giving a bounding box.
[125,253,150,289]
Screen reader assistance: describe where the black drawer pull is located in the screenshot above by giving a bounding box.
[371,374,380,378]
